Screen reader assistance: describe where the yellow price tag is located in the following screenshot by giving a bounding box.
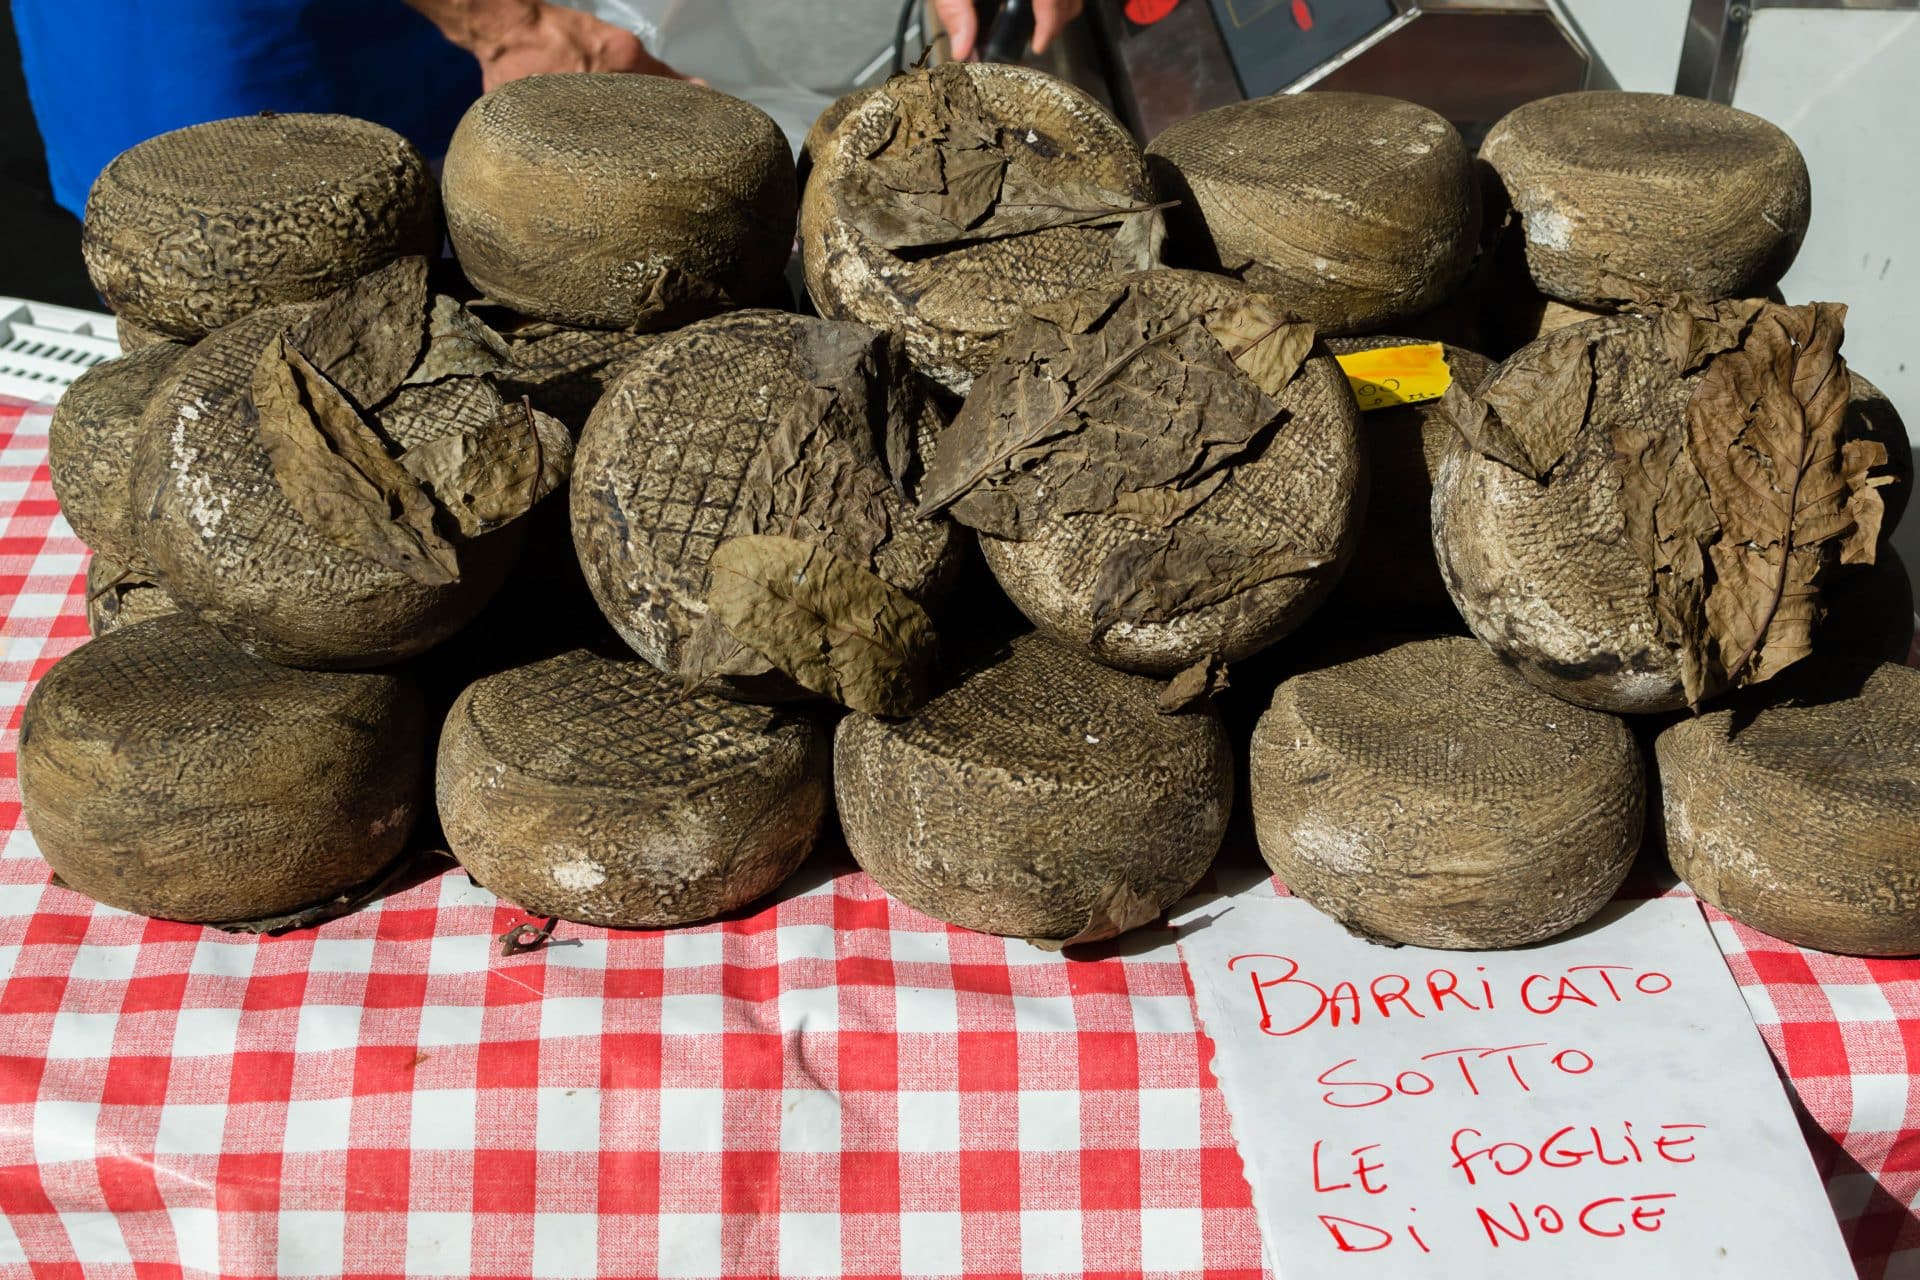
[1334,342,1451,412]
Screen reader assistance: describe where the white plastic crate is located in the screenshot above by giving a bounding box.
[0,297,120,404]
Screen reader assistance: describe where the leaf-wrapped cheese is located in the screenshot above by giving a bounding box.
[1434,302,1889,712]
[802,62,1161,394]
[571,310,962,708]
[929,269,1362,675]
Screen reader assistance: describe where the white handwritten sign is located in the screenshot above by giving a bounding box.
[1178,895,1853,1278]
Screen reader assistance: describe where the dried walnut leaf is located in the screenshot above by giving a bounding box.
[918,283,1308,540]
[1685,301,1885,692]
[252,336,460,587]
[285,256,431,410]
[705,534,936,716]
[1030,881,1164,950]
[402,293,515,387]
[1090,532,1330,640]
[1159,654,1230,714]
[400,399,572,538]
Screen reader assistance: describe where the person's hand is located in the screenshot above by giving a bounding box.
[472,2,680,90]
[406,0,683,92]
[933,0,1086,62]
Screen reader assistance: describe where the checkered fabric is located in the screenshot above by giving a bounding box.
[0,394,1916,1280]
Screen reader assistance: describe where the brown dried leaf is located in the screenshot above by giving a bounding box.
[1477,334,1595,481]
[401,294,515,387]
[705,534,936,715]
[840,64,1162,257]
[1038,882,1163,949]
[285,256,430,409]
[1439,380,1536,478]
[400,399,573,537]
[1684,301,1880,693]
[1202,294,1316,399]
[253,336,459,586]
[1089,531,1330,638]
[1651,295,1768,376]
[918,284,1281,540]
[1159,654,1230,713]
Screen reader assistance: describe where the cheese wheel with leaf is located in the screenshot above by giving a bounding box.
[803,62,1162,394]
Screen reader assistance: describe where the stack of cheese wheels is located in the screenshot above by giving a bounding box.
[571,310,962,700]
[835,634,1233,946]
[949,269,1365,673]
[1251,635,1644,949]
[19,613,427,925]
[443,74,795,331]
[803,62,1160,393]
[1146,93,1480,335]
[437,648,831,928]
[83,113,440,339]
[1481,92,1810,306]
[1657,661,1920,956]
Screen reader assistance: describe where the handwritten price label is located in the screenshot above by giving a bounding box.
[1177,897,1853,1277]
[1334,343,1451,412]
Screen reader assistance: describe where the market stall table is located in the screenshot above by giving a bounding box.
[0,393,1916,1279]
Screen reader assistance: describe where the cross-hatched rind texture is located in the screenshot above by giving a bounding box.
[437,648,829,928]
[835,633,1232,941]
[803,63,1156,394]
[1146,92,1479,335]
[1251,635,1643,949]
[1481,91,1810,307]
[1321,335,1493,624]
[974,271,1365,673]
[130,305,516,669]
[1432,315,1693,712]
[82,113,441,340]
[570,310,961,693]
[443,75,796,330]
[498,324,661,433]
[48,342,187,577]
[1657,661,1920,957]
[83,554,176,637]
[17,612,425,923]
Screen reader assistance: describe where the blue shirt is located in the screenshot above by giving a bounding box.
[13,0,480,217]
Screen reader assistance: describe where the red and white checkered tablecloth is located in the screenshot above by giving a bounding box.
[0,393,1916,1280]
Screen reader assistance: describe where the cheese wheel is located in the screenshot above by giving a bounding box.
[437,647,829,927]
[443,75,795,330]
[803,63,1159,394]
[966,270,1365,673]
[1321,335,1493,623]
[1434,312,1891,713]
[1252,635,1644,949]
[571,310,962,699]
[1146,93,1479,335]
[1481,92,1809,307]
[835,633,1233,944]
[83,113,440,340]
[131,305,517,669]
[1656,661,1920,956]
[19,613,426,923]
[85,556,177,637]
[49,341,188,576]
